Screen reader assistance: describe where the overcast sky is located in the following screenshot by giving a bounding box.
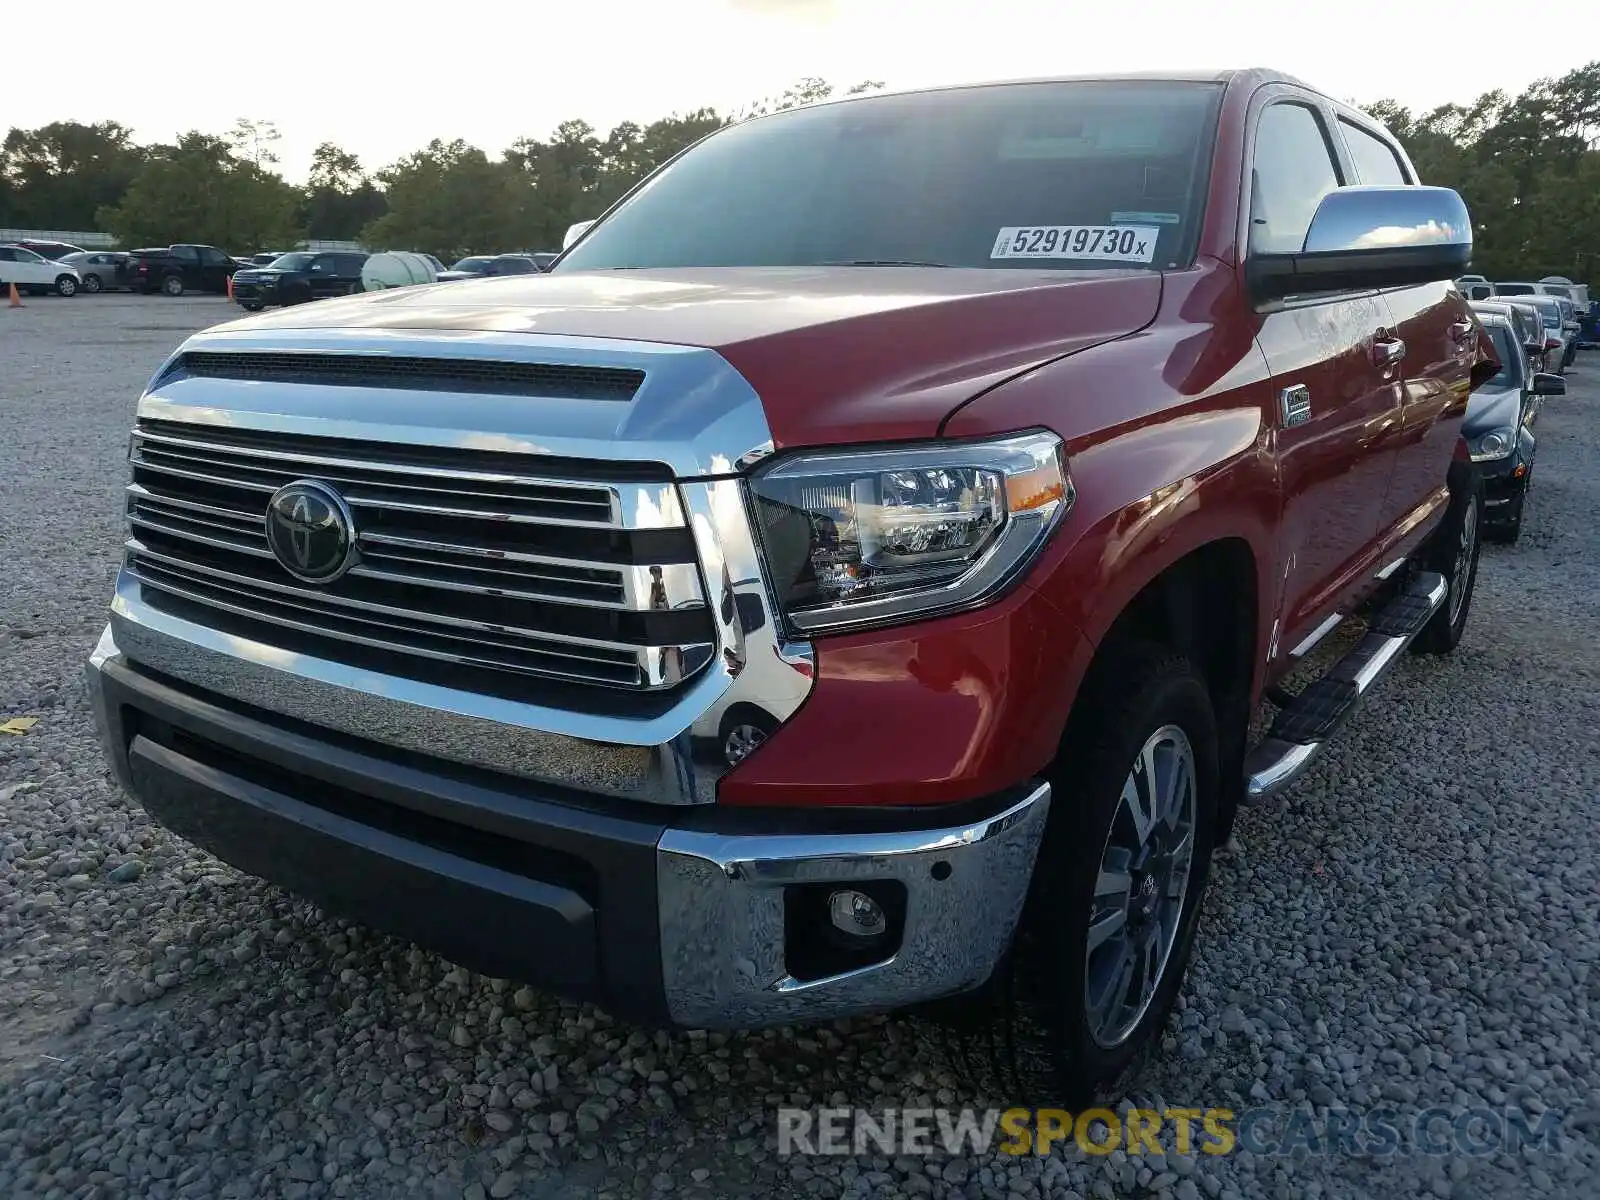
[13,0,1589,181]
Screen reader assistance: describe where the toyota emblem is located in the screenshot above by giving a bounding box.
[265,480,357,583]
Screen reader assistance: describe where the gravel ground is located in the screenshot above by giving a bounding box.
[2,294,1596,1200]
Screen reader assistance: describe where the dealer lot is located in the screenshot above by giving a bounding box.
[1,295,1596,1199]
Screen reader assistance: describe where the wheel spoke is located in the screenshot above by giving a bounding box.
[1095,847,1133,900]
[1086,907,1127,954]
[1136,929,1162,1007]
[1088,940,1137,1035]
[1124,755,1157,845]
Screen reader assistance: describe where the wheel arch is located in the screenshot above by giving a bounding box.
[1055,536,1263,830]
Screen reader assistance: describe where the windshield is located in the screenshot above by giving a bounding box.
[1483,324,1521,388]
[451,257,494,271]
[267,253,315,270]
[558,80,1223,273]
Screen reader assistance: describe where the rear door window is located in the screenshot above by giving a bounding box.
[1249,103,1343,254]
[1340,119,1410,185]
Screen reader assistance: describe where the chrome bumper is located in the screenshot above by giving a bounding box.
[656,783,1050,1027]
[89,625,1050,1027]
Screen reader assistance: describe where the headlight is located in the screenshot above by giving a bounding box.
[1470,427,1516,461]
[749,430,1072,633]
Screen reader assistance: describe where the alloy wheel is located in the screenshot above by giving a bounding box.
[1449,498,1478,626]
[723,723,768,766]
[1084,724,1197,1048]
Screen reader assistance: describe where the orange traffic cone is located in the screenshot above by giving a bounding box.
[7,283,20,308]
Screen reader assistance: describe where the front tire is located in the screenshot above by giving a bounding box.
[942,643,1219,1105]
[54,275,78,296]
[1413,463,1483,654]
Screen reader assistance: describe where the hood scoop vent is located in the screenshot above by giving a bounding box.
[171,351,644,402]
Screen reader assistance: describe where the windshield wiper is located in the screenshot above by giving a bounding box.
[817,259,955,268]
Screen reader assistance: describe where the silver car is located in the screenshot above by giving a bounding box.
[58,251,131,294]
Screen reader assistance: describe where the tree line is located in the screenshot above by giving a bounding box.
[1,65,1595,279]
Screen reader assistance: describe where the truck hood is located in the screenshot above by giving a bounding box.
[228,266,1162,447]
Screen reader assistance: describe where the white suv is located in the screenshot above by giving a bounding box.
[0,244,83,296]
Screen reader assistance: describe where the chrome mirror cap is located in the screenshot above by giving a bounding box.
[1303,185,1472,254]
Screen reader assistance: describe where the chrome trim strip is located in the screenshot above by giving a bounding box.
[126,538,679,658]
[1349,634,1407,693]
[1288,611,1342,658]
[1245,739,1320,801]
[1375,555,1408,580]
[130,486,705,613]
[125,567,646,688]
[133,427,646,500]
[1245,571,1447,803]
[138,326,776,479]
[656,783,1050,1027]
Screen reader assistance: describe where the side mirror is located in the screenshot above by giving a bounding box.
[1524,340,1545,355]
[562,219,596,250]
[1247,185,1473,302]
[1531,372,1566,397]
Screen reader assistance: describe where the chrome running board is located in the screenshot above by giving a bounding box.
[1244,570,1448,803]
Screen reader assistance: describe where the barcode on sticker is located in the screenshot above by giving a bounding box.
[990,225,1160,263]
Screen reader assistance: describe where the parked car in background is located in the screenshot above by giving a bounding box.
[530,251,559,271]
[125,244,237,296]
[1466,313,1564,542]
[435,253,541,282]
[232,251,370,311]
[1553,298,1580,368]
[246,252,290,267]
[57,251,132,294]
[6,239,85,262]
[1536,276,1589,310]
[1472,299,1549,371]
[1492,280,1539,297]
[1522,294,1574,371]
[0,244,83,295]
[1458,280,1494,301]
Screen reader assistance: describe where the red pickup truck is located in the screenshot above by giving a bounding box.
[89,68,1494,1099]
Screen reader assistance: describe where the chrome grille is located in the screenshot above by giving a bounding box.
[124,419,714,696]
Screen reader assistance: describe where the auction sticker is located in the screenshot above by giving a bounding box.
[990,225,1160,262]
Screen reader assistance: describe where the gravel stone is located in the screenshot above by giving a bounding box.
[2,296,1597,1200]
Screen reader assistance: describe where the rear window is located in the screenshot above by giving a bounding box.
[558,80,1224,273]
[1483,324,1519,388]
[1339,119,1409,185]
[1495,283,1535,296]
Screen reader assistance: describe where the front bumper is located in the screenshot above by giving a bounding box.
[1477,450,1531,521]
[88,626,1049,1028]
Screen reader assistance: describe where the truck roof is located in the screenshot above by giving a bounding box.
[770,68,1323,112]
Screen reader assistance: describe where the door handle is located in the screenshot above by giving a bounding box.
[1372,335,1406,367]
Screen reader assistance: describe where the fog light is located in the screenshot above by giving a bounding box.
[828,889,888,938]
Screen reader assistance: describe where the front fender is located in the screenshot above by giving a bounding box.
[945,263,1280,683]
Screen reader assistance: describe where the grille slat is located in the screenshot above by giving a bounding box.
[128,560,646,688]
[125,415,713,696]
